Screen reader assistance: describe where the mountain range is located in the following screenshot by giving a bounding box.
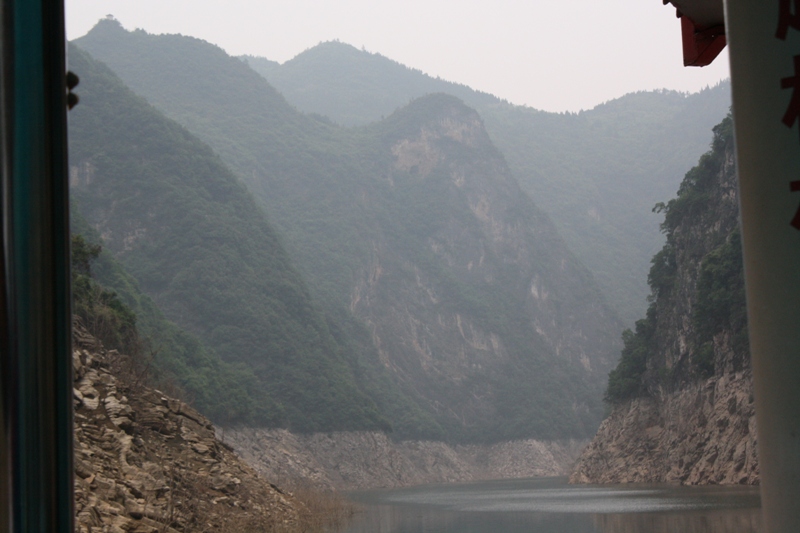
[67,18,727,444]
[243,41,732,325]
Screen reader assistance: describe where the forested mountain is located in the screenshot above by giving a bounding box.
[572,115,758,485]
[71,210,262,424]
[243,42,731,325]
[604,116,747,401]
[68,45,388,433]
[73,19,622,442]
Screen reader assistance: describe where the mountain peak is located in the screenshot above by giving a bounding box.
[81,16,126,39]
[379,94,489,150]
[289,40,380,65]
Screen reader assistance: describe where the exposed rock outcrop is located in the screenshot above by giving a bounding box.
[72,325,300,533]
[570,369,757,484]
[342,98,622,441]
[219,427,586,491]
[571,115,758,485]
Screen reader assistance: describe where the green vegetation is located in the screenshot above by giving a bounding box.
[604,114,749,403]
[72,209,281,424]
[72,232,138,354]
[647,242,677,299]
[68,44,388,432]
[692,229,748,376]
[659,116,735,236]
[605,305,656,403]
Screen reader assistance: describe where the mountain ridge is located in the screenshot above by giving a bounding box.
[74,20,623,442]
[242,39,732,325]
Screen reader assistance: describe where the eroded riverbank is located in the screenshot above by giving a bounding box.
[217,427,586,490]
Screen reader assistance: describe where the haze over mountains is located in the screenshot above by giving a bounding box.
[68,18,729,446]
[243,42,731,325]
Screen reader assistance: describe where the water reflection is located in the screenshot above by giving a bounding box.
[594,511,761,533]
[343,477,761,533]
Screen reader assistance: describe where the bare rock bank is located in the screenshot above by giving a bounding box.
[570,368,758,485]
[72,325,301,533]
[218,427,586,490]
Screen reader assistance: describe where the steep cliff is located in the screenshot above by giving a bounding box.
[571,115,759,485]
[338,95,622,442]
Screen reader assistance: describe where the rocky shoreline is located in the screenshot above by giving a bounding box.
[72,326,302,533]
[218,427,586,490]
[70,320,590,533]
[570,368,758,485]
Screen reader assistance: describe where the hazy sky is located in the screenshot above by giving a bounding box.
[65,0,731,113]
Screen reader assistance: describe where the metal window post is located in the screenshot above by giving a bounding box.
[0,0,73,531]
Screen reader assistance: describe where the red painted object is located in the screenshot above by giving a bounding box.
[661,0,727,66]
[681,15,726,66]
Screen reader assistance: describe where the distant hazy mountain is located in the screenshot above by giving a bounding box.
[243,42,732,325]
[241,43,499,127]
[74,20,622,442]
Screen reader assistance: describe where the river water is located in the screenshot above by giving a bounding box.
[342,477,761,533]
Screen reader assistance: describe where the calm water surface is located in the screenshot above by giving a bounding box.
[342,477,761,533]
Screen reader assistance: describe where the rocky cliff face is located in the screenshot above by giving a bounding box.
[343,96,621,441]
[570,370,757,484]
[219,427,586,491]
[72,325,302,532]
[571,116,758,485]
[365,99,617,378]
